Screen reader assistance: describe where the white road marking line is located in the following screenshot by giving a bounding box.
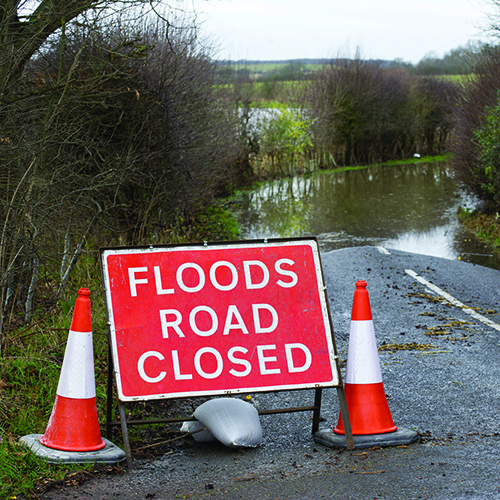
[376,246,391,255]
[405,269,500,332]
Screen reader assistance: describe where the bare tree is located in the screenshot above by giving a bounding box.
[0,14,245,352]
[308,57,458,166]
[0,0,178,95]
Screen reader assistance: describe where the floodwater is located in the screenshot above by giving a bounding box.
[232,161,500,270]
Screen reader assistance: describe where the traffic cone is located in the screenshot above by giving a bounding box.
[334,280,397,435]
[314,280,418,449]
[39,288,105,451]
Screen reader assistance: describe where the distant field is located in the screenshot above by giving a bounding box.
[219,60,326,78]
[237,62,324,73]
[218,59,470,105]
[216,80,309,105]
[434,74,474,84]
[219,60,473,83]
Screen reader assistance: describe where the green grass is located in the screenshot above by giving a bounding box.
[226,62,323,74]
[221,80,309,106]
[0,437,98,499]
[433,74,474,84]
[315,154,450,176]
[249,152,450,181]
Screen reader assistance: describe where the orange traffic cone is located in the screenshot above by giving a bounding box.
[314,280,418,449]
[39,288,105,451]
[334,280,397,435]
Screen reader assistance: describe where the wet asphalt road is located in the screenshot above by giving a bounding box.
[39,246,500,500]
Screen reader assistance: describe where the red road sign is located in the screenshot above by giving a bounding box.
[101,238,339,401]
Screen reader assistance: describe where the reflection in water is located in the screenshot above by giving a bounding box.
[233,162,500,269]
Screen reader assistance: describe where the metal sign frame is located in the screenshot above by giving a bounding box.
[100,237,353,467]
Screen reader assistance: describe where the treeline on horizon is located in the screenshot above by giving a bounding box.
[215,41,489,81]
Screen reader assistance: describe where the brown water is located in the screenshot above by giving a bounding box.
[233,162,500,270]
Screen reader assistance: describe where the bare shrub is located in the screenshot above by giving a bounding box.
[308,59,458,166]
[0,18,245,340]
[411,77,458,155]
[450,46,500,209]
[309,59,412,165]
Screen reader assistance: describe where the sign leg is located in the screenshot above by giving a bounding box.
[119,402,133,469]
[106,344,114,441]
[312,387,323,434]
[336,386,354,450]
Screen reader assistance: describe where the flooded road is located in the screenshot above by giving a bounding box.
[233,161,500,269]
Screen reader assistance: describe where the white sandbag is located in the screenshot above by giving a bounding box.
[193,398,263,448]
[180,420,217,442]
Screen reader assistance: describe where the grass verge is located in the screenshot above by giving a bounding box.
[315,154,450,175]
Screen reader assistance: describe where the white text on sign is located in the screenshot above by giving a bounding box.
[137,343,312,383]
[128,258,298,296]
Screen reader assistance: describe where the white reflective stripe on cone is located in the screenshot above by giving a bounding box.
[56,330,96,399]
[345,320,382,384]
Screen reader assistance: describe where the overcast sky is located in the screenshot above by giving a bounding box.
[186,0,496,62]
